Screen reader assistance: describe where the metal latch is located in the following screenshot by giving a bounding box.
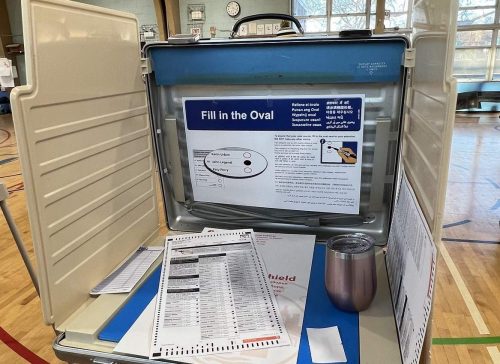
[168,34,201,44]
[403,48,416,68]
[141,57,152,75]
[92,358,116,364]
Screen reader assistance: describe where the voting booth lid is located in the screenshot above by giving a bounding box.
[403,0,458,241]
[10,0,457,332]
[11,0,159,327]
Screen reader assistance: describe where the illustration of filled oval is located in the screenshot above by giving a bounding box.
[204,147,268,179]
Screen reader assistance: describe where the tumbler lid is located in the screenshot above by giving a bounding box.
[326,233,375,256]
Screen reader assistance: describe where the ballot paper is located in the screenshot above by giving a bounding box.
[149,229,293,360]
[386,171,437,364]
[115,230,315,364]
[306,326,347,363]
[90,246,163,295]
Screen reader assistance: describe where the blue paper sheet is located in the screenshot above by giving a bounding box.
[98,244,359,363]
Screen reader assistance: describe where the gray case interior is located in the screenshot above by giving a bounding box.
[145,37,408,243]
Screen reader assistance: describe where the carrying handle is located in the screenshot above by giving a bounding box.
[230,13,305,38]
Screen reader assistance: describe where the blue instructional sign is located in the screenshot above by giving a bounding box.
[184,97,363,132]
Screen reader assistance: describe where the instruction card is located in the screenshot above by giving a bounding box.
[150,230,290,359]
[183,95,365,214]
[387,171,437,364]
[90,246,163,295]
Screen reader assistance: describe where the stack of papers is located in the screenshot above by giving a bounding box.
[150,229,291,360]
[91,246,163,295]
[114,229,316,364]
[387,171,437,364]
[0,58,15,88]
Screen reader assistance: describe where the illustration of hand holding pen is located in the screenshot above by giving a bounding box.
[335,147,357,164]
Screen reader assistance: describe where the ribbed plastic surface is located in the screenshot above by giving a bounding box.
[11,0,159,326]
[403,0,458,239]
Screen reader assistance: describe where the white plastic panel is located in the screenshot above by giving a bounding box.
[403,0,458,239]
[11,0,159,326]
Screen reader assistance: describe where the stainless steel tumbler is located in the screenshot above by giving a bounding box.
[325,233,377,312]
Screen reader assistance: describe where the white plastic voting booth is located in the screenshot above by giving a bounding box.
[10,0,457,362]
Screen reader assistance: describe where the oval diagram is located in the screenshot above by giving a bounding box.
[204,148,268,179]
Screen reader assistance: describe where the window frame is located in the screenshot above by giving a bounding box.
[292,0,412,34]
[454,0,500,81]
[291,0,500,81]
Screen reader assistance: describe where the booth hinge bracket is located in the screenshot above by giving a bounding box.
[403,48,416,68]
[141,57,152,75]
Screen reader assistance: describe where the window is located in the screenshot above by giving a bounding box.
[458,0,496,26]
[382,0,410,28]
[330,0,367,31]
[453,0,500,81]
[293,0,500,81]
[292,0,412,33]
[494,34,500,80]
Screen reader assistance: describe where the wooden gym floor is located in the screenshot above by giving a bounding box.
[0,112,499,363]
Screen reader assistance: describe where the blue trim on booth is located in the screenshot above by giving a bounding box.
[98,267,162,342]
[298,244,359,363]
[149,40,407,86]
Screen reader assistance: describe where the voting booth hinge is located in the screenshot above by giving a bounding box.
[141,57,152,75]
[403,48,416,68]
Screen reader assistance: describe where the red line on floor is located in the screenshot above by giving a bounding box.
[0,326,49,364]
[0,129,12,145]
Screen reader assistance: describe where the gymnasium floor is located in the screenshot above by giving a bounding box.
[0,112,499,363]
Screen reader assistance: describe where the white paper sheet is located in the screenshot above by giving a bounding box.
[114,297,156,356]
[248,22,257,34]
[150,229,291,360]
[0,59,14,88]
[183,95,365,215]
[386,171,437,364]
[90,246,163,295]
[193,229,316,364]
[116,230,315,364]
[306,326,347,363]
[0,58,11,76]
